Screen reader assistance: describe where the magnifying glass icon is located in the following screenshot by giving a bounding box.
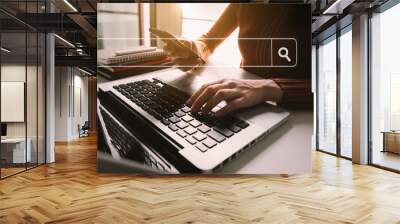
[278,47,291,62]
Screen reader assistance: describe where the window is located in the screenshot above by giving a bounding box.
[316,24,353,159]
[317,36,337,154]
[370,2,400,171]
[339,27,352,158]
[97,4,141,50]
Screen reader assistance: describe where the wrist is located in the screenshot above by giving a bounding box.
[260,79,283,103]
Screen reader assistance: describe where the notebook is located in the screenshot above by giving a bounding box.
[114,46,157,56]
[101,49,168,65]
[101,57,171,73]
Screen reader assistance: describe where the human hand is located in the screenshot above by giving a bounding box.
[162,39,203,71]
[186,79,283,117]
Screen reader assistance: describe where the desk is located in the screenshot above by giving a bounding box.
[382,131,400,154]
[99,65,313,174]
[1,138,31,164]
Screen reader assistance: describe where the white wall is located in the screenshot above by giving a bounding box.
[1,63,46,164]
[55,66,69,141]
[1,65,31,138]
[54,67,89,141]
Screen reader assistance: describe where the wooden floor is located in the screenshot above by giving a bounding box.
[1,135,400,224]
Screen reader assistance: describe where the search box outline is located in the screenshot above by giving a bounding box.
[98,37,298,68]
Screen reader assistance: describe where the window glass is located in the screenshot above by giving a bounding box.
[317,36,337,154]
[97,3,140,50]
[339,28,352,158]
[371,3,400,171]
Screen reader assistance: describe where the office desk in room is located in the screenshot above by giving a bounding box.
[381,131,400,154]
[1,138,32,165]
[98,65,313,174]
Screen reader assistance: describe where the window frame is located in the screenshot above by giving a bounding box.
[315,24,353,161]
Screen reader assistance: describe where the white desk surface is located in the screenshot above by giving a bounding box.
[1,138,26,144]
[98,64,313,174]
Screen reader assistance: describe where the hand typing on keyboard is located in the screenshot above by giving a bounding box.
[186,79,283,117]
[113,79,251,152]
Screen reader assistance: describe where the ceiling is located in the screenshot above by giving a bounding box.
[0,0,99,74]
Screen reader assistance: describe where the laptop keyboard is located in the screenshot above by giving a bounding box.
[113,78,249,153]
[100,107,172,172]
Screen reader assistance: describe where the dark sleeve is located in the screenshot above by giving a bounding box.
[271,78,313,109]
[195,4,239,60]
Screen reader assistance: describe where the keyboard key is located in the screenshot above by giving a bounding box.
[162,111,173,118]
[168,116,180,124]
[168,124,178,131]
[203,138,217,148]
[182,115,194,122]
[174,110,186,117]
[193,133,206,141]
[228,125,241,133]
[195,143,208,152]
[184,127,197,135]
[207,130,225,143]
[177,130,187,138]
[186,136,197,145]
[176,121,189,129]
[181,106,191,113]
[161,119,170,125]
[198,125,211,133]
[148,110,162,120]
[214,127,234,138]
[236,120,249,129]
[118,84,129,89]
[190,120,201,128]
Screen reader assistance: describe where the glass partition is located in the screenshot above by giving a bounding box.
[0,1,46,179]
[27,30,38,169]
[37,32,46,165]
[1,28,28,178]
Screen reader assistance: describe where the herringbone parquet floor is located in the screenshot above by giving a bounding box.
[1,135,400,224]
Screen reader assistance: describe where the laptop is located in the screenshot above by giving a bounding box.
[98,68,290,173]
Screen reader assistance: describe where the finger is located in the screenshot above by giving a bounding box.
[173,57,201,66]
[191,83,228,112]
[201,89,241,114]
[215,97,246,117]
[161,39,188,56]
[186,80,224,106]
[163,42,175,53]
[172,48,190,58]
[173,58,199,71]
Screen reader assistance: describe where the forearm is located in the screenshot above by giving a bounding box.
[193,4,238,62]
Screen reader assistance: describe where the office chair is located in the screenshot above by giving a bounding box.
[79,121,90,138]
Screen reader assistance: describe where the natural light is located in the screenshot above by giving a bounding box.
[180,3,242,67]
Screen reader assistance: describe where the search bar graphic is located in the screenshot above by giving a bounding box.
[271,38,297,67]
[98,37,298,68]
